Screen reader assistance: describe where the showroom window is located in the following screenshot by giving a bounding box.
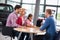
[39,6,44,12]
[46,0,58,5]
[40,0,44,4]
[22,0,36,16]
[22,0,36,4]
[57,8,60,21]
[7,1,20,7]
[8,0,21,2]
[57,8,60,25]
[7,0,21,7]
[57,0,60,5]
[22,4,35,16]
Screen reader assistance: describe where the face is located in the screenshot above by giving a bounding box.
[29,16,33,21]
[45,11,48,18]
[16,8,21,14]
[19,8,26,15]
[18,8,21,13]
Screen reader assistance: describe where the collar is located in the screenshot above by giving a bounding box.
[13,11,18,18]
[49,16,53,17]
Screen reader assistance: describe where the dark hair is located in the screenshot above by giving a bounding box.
[46,9,52,15]
[14,5,21,10]
[27,14,33,19]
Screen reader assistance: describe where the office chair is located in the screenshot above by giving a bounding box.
[2,26,13,40]
[36,19,43,27]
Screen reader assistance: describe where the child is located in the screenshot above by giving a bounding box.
[25,14,34,27]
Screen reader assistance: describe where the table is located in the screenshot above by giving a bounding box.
[56,25,60,32]
[14,27,46,40]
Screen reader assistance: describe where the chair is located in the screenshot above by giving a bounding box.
[2,26,13,40]
[36,19,43,27]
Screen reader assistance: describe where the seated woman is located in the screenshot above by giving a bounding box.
[16,8,29,40]
[25,14,34,27]
[16,8,26,26]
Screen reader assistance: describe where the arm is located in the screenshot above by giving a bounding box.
[26,20,33,27]
[40,18,50,31]
[10,15,21,27]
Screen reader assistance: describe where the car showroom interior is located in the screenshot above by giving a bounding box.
[0,0,60,40]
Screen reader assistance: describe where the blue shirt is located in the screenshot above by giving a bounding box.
[40,16,56,35]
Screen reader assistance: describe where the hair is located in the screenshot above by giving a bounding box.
[27,14,33,19]
[46,9,52,15]
[20,8,26,12]
[14,5,21,10]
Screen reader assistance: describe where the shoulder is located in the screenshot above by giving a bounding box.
[45,18,50,21]
[26,19,30,23]
[9,12,15,17]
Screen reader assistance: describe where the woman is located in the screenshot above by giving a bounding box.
[16,8,26,26]
[16,8,28,40]
[25,14,34,27]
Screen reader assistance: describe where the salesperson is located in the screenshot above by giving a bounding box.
[40,9,56,40]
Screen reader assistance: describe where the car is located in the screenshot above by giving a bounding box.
[0,3,13,26]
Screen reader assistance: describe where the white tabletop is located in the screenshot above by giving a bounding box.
[14,26,60,35]
[14,27,46,35]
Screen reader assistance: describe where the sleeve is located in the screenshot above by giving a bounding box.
[40,18,50,31]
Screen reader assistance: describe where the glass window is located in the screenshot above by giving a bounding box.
[0,5,13,12]
[58,0,60,5]
[40,0,44,4]
[22,4,35,16]
[22,0,36,4]
[38,6,44,19]
[7,1,20,7]
[0,0,5,3]
[9,0,21,2]
[46,0,58,5]
[57,8,60,25]
[39,6,44,12]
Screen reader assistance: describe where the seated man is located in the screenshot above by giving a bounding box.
[40,9,57,40]
[6,5,22,38]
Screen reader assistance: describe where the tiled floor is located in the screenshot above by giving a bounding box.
[0,32,17,40]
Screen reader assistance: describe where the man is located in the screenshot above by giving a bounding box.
[6,5,22,39]
[6,5,21,27]
[40,9,56,40]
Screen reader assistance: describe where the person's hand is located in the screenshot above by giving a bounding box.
[18,26,22,28]
[33,25,36,27]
